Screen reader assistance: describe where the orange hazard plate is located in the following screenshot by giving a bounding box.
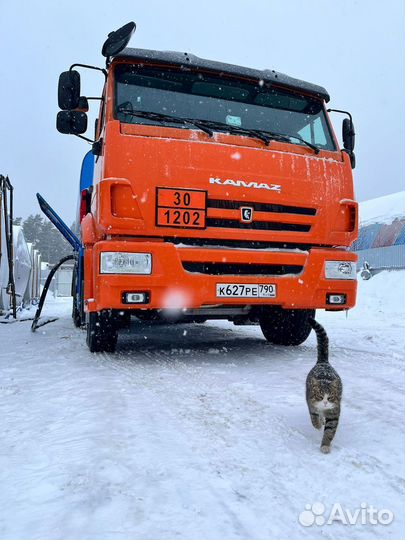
[156,187,206,228]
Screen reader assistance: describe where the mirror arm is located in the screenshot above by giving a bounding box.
[327,108,353,125]
[70,63,107,82]
[92,138,103,157]
[74,134,94,144]
[327,107,355,160]
[73,134,103,157]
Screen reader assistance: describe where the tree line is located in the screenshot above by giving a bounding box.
[13,215,77,264]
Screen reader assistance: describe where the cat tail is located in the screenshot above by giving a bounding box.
[309,318,329,364]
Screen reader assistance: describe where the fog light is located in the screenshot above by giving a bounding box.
[326,293,346,305]
[122,292,149,304]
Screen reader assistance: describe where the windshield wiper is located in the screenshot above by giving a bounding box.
[274,132,320,154]
[118,109,320,154]
[188,119,274,146]
[188,119,320,154]
[118,110,272,146]
[117,109,214,138]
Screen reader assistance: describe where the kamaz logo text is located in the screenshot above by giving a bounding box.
[209,177,281,192]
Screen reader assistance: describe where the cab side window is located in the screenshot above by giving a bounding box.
[298,116,328,147]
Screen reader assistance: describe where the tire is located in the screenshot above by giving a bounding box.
[71,263,84,327]
[72,296,82,328]
[259,307,315,346]
[86,311,118,353]
[116,311,131,329]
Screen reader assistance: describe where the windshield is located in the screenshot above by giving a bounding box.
[114,64,336,152]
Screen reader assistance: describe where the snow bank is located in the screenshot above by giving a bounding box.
[359,191,405,225]
[355,268,405,316]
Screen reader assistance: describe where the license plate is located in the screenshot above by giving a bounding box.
[156,187,206,229]
[216,283,277,298]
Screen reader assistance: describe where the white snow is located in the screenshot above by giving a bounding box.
[359,191,405,225]
[0,271,404,539]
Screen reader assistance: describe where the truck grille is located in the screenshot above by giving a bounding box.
[206,218,310,232]
[182,262,303,276]
[207,199,316,215]
[206,198,315,232]
[166,238,313,250]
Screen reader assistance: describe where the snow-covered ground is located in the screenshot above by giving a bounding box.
[0,271,404,540]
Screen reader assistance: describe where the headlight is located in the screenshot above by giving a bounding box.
[325,261,356,280]
[100,252,152,274]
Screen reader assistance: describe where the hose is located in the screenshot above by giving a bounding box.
[31,254,77,332]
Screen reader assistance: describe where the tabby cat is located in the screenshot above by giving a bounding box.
[306,319,342,453]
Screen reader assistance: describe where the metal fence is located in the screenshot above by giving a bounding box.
[352,215,405,272]
[355,244,405,270]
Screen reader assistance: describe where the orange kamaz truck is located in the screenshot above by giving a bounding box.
[55,22,358,352]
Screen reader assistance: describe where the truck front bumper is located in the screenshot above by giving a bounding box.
[84,240,357,313]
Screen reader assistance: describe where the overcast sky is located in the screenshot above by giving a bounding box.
[0,0,404,222]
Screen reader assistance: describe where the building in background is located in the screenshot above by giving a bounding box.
[352,191,405,272]
[40,261,73,297]
[1,175,42,314]
[24,244,42,305]
[0,223,34,314]
[12,225,32,305]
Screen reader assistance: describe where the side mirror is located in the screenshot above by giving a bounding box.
[58,70,81,110]
[327,109,357,169]
[342,118,356,169]
[56,110,88,134]
[342,118,355,153]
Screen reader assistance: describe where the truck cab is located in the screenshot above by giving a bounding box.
[57,23,358,352]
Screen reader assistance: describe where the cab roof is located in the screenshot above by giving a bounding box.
[114,47,330,102]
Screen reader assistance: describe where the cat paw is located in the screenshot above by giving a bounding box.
[320,445,331,454]
[310,415,322,430]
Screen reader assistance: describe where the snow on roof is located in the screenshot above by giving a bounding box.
[359,191,405,225]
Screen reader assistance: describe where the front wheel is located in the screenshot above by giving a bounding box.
[86,311,118,353]
[259,307,315,346]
